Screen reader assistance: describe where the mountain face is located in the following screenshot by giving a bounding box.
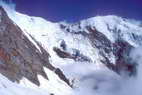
[0,5,142,95]
[0,6,70,87]
[59,20,136,75]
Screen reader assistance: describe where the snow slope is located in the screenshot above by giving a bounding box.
[0,74,49,95]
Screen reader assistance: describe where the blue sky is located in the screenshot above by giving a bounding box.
[6,0,142,22]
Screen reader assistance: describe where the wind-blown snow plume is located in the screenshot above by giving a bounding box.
[0,0,16,10]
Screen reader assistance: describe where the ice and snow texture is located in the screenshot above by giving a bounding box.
[0,74,48,95]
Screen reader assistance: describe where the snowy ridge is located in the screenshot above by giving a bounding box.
[64,15,142,46]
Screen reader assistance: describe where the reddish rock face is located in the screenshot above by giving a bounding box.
[0,7,70,86]
[0,48,10,63]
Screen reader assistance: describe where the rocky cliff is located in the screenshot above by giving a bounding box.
[0,6,70,86]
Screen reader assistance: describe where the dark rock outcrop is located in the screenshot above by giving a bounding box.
[60,23,136,75]
[0,7,70,86]
[53,47,91,62]
[87,27,136,75]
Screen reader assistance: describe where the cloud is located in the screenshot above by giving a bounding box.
[71,47,142,95]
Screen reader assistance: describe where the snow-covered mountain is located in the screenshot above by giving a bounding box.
[0,4,142,95]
